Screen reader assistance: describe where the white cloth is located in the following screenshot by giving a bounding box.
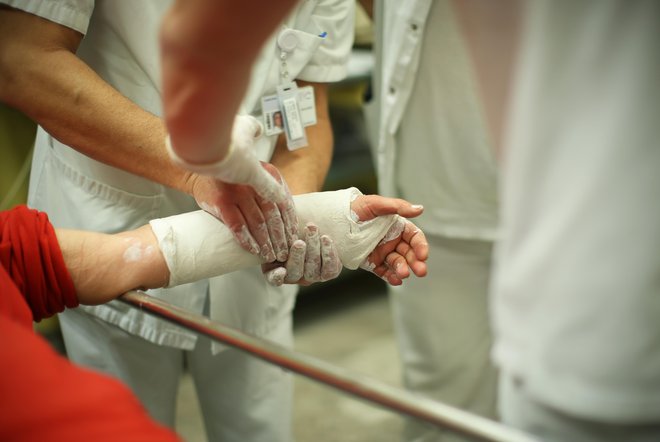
[493,0,660,425]
[369,2,499,440]
[368,0,498,240]
[390,236,497,442]
[5,0,354,439]
[499,373,660,442]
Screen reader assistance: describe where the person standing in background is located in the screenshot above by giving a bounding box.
[454,1,660,440]
[365,1,499,440]
[0,1,354,440]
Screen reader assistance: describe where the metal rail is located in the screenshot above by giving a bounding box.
[119,290,537,442]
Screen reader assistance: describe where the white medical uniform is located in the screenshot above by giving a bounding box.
[493,1,660,440]
[368,1,499,440]
[3,0,354,440]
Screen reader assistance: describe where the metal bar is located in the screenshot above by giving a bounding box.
[119,290,537,442]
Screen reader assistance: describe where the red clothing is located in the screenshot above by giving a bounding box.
[0,206,179,441]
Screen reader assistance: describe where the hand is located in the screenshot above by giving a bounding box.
[352,195,428,286]
[190,163,298,262]
[166,115,289,203]
[261,222,342,286]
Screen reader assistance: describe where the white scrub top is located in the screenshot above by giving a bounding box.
[4,0,354,349]
[492,0,660,423]
[368,0,498,240]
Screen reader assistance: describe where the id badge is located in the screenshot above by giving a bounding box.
[260,82,317,150]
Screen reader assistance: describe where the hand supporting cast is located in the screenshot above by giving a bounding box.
[262,191,428,286]
[149,188,428,288]
[167,115,299,262]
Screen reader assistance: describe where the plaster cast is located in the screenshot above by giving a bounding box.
[150,188,398,287]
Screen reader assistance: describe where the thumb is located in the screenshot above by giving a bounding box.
[351,195,424,222]
[248,164,288,203]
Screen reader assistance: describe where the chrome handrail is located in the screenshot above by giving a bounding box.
[119,290,537,442]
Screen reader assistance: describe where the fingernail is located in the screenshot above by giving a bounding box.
[412,204,424,210]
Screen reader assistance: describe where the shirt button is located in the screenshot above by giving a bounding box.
[410,23,418,31]
[389,86,396,95]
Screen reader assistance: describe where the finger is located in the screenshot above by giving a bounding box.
[263,164,299,246]
[249,165,288,203]
[394,237,427,277]
[369,263,403,286]
[303,223,321,282]
[259,196,288,262]
[264,266,287,287]
[218,206,260,256]
[236,198,275,262]
[351,195,424,223]
[320,235,342,281]
[384,251,411,280]
[396,241,428,277]
[402,221,429,262]
[284,240,306,283]
[277,181,299,247]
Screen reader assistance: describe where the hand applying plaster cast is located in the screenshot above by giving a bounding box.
[166,115,288,203]
[190,163,298,263]
[182,118,299,262]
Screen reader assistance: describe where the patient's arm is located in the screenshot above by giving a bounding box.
[55,225,169,306]
[56,188,427,305]
[150,188,427,288]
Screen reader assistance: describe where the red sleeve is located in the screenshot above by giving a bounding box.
[0,205,78,321]
[0,317,181,442]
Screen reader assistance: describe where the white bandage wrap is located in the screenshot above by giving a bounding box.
[165,115,286,202]
[150,188,397,287]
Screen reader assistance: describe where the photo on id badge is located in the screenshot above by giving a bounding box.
[263,94,284,136]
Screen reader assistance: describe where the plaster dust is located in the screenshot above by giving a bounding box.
[149,188,399,287]
[122,238,156,263]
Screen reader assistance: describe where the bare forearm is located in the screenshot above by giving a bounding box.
[271,82,333,194]
[160,0,299,164]
[55,226,169,305]
[0,7,192,192]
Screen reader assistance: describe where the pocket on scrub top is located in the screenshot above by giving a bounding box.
[32,147,164,233]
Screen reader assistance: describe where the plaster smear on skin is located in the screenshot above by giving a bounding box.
[198,201,221,219]
[122,239,155,263]
[379,216,405,245]
[359,259,376,272]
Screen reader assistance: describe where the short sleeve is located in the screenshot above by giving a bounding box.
[0,0,94,34]
[297,0,355,83]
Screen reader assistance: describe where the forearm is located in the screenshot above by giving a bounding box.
[160,0,299,164]
[55,226,169,305]
[0,7,193,192]
[271,82,333,194]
